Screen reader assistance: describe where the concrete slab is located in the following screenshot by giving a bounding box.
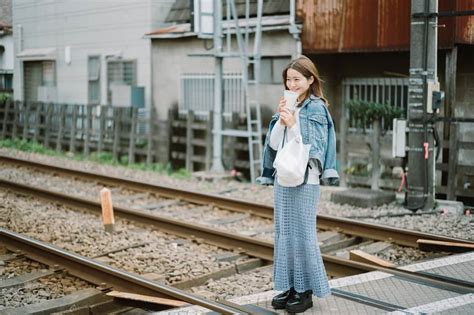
[330,188,396,208]
[435,199,465,215]
[154,252,474,315]
[390,294,474,315]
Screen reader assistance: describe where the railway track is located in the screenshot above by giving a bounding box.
[0,228,265,314]
[1,174,472,277]
[1,154,472,250]
[1,228,472,314]
[1,155,473,312]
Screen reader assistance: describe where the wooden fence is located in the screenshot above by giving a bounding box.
[167,107,255,176]
[341,120,474,201]
[0,101,260,177]
[437,122,474,200]
[0,100,166,164]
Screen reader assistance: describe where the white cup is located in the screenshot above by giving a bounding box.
[283,90,299,111]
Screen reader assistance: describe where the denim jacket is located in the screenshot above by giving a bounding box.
[256,95,339,186]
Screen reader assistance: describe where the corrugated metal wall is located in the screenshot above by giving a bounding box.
[297,0,474,53]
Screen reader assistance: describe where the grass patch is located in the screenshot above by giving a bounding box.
[0,138,191,179]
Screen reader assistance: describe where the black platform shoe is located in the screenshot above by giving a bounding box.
[271,287,296,309]
[285,289,313,313]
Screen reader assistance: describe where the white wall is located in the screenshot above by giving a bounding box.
[0,34,14,70]
[151,31,297,119]
[12,0,174,106]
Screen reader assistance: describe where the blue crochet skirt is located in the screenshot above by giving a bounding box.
[273,181,331,297]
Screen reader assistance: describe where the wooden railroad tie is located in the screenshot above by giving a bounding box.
[417,239,474,253]
[349,249,395,268]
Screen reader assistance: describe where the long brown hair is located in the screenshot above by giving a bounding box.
[282,55,329,105]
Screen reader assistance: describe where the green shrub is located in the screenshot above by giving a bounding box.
[0,138,189,178]
[347,100,403,132]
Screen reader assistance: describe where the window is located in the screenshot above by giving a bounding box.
[88,56,101,104]
[0,73,13,90]
[107,60,136,103]
[42,61,56,86]
[249,56,291,84]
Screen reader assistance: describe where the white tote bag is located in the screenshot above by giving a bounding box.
[273,130,311,187]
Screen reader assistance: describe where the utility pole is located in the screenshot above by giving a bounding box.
[406,0,439,210]
[210,0,225,172]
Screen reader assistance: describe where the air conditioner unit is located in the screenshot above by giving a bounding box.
[111,84,144,108]
[37,86,57,102]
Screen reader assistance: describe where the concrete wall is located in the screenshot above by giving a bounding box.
[12,0,174,106]
[151,30,297,120]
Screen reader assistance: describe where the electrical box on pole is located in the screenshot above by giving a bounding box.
[392,119,407,158]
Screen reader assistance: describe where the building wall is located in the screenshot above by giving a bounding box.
[12,0,174,106]
[0,34,13,70]
[151,30,296,120]
[0,0,12,25]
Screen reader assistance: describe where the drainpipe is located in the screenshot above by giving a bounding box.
[17,24,23,101]
[289,0,302,58]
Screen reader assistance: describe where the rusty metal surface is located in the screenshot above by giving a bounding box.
[454,0,474,44]
[297,0,474,53]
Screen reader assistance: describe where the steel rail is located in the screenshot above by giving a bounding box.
[0,178,275,261]
[0,155,272,218]
[324,255,474,294]
[1,155,473,248]
[0,228,258,315]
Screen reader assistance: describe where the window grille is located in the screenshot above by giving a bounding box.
[107,60,136,103]
[343,78,409,131]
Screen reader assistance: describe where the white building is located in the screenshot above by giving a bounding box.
[146,0,299,121]
[0,0,13,94]
[12,0,174,108]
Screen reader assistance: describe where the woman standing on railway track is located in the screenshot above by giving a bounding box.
[257,55,338,313]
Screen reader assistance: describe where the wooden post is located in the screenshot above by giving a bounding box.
[113,107,121,161]
[100,188,115,233]
[1,99,11,140]
[84,105,93,156]
[12,101,19,139]
[167,107,179,164]
[447,122,459,200]
[69,105,78,153]
[56,104,66,151]
[98,105,107,154]
[205,111,215,171]
[371,119,381,190]
[43,103,53,148]
[22,102,31,140]
[146,107,155,164]
[443,47,457,187]
[33,102,41,143]
[185,110,194,171]
[339,91,349,187]
[128,107,138,164]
